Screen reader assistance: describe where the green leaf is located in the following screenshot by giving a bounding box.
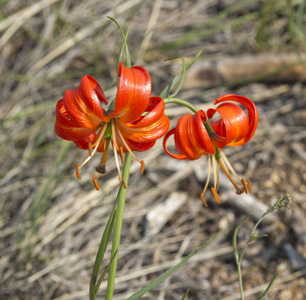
[127,229,224,300]
[164,56,186,98]
[94,249,118,298]
[181,289,189,300]
[249,233,268,242]
[108,16,131,68]
[159,50,202,99]
[257,272,279,300]
[89,199,118,299]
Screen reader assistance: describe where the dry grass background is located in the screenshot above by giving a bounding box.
[0,0,306,299]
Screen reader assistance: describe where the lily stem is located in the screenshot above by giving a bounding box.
[106,153,132,300]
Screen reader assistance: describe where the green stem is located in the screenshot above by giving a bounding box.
[164,97,198,113]
[106,153,132,300]
[237,263,244,300]
[239,214,266,264]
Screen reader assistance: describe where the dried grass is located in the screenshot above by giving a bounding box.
[0,0,306,299]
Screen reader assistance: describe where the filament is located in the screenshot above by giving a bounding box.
[201,156,212,197]
[78,123,108,169]
[212,155,217,191]
[220,150,242,181]
[111,121,126,188]
[116,123,145,173]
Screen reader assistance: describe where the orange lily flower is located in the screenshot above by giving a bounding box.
[163,94,258,206]
[55,62,170,189]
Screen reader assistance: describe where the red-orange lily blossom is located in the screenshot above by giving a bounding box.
[55,62,170,189]
[163,94,258,206]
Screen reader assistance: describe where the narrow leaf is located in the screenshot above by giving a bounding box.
[257,272,279,300]
[108,16,131,68]
[159,50,202,99]
[249,233,268,241]
[127,229,224,300]
[164,56,186,98]
[89,200,118,299]
[181,289,189,300]
[94,249,119,297]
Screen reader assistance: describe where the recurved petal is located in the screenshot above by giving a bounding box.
[123,139,156,152]
[163,128,189,160]
[63,75,109,129]
[73,133,96,150]
[208,103,249,147]
[54,99,99,141]
[164,111,215,161]
[212,94,258,146]
[116,97,170,143]
[114,62,151,123]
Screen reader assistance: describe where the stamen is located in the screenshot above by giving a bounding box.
[140,160,145,174]
[111,121,126,188]
[201,156,212,197]
[247,179,252,193]
[211,187,221,204]
[95,139,111,174]
[119,147,125,164]
[116,124,146,173]
[218,158,244,194]
[212,155,217,191]
[76,164,81,179]
[88,143,93,156]
[78,123,108,169]
[220,150,242,182]
[241,178,248,194]
[216,161,220,192]
[200,193,208,207]
[93,174,101,191]
[118,177,127,189]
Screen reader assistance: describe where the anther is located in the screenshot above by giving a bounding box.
[140,160,145,174]
[119,147,125,164]
[200,193,208,207]
[76,164,81,179]
[93,175,100,191]
[247,179,252,194]
[241,179,248,194]
[211,188,221,203]
[118,177,127,189]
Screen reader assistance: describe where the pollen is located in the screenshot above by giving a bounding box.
[93,175,100,191]
[248,179,252,193]
[200,193,208,207]
[211,187,221,203]
[241,178,248,194]
[76,164,81,179]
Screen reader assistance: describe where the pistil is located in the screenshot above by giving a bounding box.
[111,121,126,189]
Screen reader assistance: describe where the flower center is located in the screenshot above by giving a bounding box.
[75,119,145,191]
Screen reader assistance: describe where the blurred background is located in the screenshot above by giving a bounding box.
[0,0,305,299]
